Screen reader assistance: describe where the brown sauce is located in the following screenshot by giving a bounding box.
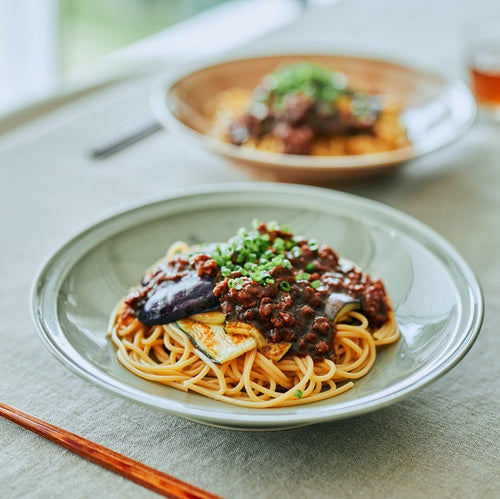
[126,225,390,361]
[211,239,389,360]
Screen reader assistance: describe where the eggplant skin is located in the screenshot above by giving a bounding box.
[324,292,361,322]
[137,274,219,326]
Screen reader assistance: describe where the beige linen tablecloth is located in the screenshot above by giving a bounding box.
[1,0,499,497]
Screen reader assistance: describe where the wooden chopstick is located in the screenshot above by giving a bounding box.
[0,401,221,499]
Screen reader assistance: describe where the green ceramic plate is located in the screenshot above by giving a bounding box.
[32,183,483,429]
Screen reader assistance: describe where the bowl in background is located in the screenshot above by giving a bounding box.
[152,54,476,183]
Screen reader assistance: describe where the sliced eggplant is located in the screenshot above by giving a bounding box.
[189,311,226,325]
[225,321,291,361]
[259,342,292,362]
[138,272,218,326]
[324,292,361,323]
[224,321,267,347]
[176,318,256,364]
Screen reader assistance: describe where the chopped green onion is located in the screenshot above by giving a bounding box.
[228,278,244,290]
[294,389,304,398]
[306,262,315,272]
[310,280,322,289]
[262,261,274,271]
[265,63,348,105]
[220,266,232,277]
[280,281,291,292]
[295,272,310,281]
[250,271,264,282]
[200,221,320,288]
[308,239,319,251]
[274,237,285,251]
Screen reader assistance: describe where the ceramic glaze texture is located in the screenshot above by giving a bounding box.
[32,184,483,429]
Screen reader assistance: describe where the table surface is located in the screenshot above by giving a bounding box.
[1,0,499,497]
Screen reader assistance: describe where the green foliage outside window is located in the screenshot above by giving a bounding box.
[58,0,228,73]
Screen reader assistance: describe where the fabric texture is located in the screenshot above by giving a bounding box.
[1,1,499,497]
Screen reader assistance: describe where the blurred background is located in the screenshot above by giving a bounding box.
[0,0,231,115]
[2,0,498,143]
[0,0,331,118]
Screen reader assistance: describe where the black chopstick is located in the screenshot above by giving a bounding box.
[89,118,163,159]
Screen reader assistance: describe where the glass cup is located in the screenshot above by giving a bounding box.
[467,19,500,121]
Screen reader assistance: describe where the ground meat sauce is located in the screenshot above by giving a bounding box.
[126,223,390,361]
[230,94,380,155]
[228,64,381,155]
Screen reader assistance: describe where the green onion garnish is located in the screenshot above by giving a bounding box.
[280,281,291,292]
[308,240,319,251]
[294,389,304,398]
[295,272,310,281]
[199,222,320,287]
[274,238,285,251]
[221,266,232,277]
[228,278,244,290]
[306,262,315,272]
[310,280,322,289]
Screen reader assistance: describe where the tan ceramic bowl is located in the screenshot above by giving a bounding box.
[152,54,476,183]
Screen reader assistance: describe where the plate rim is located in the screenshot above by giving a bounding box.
[31,183,484,427]
[150,52,477,172]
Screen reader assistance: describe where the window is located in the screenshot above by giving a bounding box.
[0,0,228,115]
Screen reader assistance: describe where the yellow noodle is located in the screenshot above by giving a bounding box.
[110,307,398,408]
[207,87,410,156]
